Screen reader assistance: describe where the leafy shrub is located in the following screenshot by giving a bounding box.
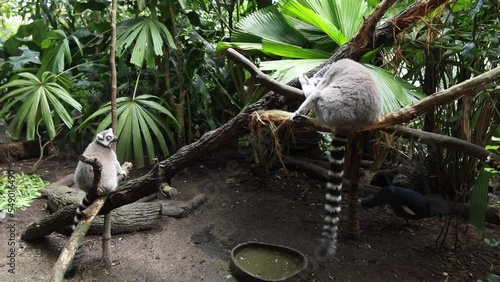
[0,172,49,212]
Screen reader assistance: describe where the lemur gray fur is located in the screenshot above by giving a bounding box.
[65,128,126,278]
[289,59,383,257]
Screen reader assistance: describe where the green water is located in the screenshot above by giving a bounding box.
[235,247,304,280]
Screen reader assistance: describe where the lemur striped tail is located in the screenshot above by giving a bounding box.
[320,135,347,257]
[64,194,95,278]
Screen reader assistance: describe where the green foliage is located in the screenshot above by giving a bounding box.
[39,29,84,74]
[0,71,82,140]
[232,6,309,46]
[485,137,500,174]
[80,94,178,168]
[485,136,500,151]
[469,167,490,229]
[364,65,425,114]
[484,238,500,248]
[5,48,41,70]
[477,273,500,282]
[116,18,176,68]
[0,171,49,212]
[219,0,371,62]
[3,20,48,55]
[218,0,423,113]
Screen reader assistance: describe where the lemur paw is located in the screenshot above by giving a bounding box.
[289,111,300,121]
[298,73,309,84]
[299,74,317,97]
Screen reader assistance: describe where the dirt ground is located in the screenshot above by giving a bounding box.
[0,150,498,282]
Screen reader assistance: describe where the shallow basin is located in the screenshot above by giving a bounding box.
[230,242,308,282]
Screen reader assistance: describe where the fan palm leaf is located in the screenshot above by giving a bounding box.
[79,94,178,168]
[218,0,424,112]
[116,18,176,68]
[232,6,307,46]
[0,71,82,140]
[365,64,425,114]
[40,30,84,74]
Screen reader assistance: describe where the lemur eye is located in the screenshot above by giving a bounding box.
[107,136,112,140]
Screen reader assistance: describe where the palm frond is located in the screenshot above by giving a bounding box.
[262,40,330,59]
[39,30,83,74]
[281,0,348,46]
[233,6,307,47]
[364,64,424,114]
[116,18,175,68]
[0,71,81,140]
[260,58,327,82]
[84,94,178,167]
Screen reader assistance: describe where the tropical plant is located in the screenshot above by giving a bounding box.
[39,29,84,74]
[217,0,424,114]
[80,94,178,168]
[389,0,500,201]
[217,0,369,73]
[469,167,490,229]
[0,171,49,212]
[116,17,175,68]
[0,71,82,140]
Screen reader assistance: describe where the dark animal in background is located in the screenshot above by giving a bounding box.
[360,186,450,223]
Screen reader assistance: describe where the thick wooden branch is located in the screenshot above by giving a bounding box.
[383,126,500,169]
[80,155,102,196]
[374,0,447,47]
[22,0,445,238]
[360,66,500,131]
[251,110,500,170]
[22,162,134,240]
[50,196,107,282]
[49,156,103,282]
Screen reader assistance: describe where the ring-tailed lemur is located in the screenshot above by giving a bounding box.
[65,128,126,278]
[289,59,383,257]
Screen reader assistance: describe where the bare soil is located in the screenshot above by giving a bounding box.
[0,151,498,282]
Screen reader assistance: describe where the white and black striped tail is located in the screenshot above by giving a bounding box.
[320,135,347,257]
[64,194,93,278]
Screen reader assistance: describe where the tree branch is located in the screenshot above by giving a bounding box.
[50,196,107,282]
[250,109,500,170]
[383,126,500,169]
[344,0,399,61]
[49,156,103,282]
[226,48,304,100]
[374,0,447,47]
[360,66,500,131]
